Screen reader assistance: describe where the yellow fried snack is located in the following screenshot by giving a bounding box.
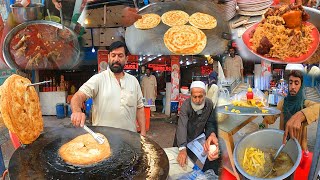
[232,99,266,108]
[242,147,266,176]
[225,106,228,111]
[261,109,269,114]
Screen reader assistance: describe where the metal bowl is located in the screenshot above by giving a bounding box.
[234,129,302,180]
[2,20,81,70]
[10,3,44,24]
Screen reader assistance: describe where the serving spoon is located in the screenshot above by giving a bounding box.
[263,136,290,178]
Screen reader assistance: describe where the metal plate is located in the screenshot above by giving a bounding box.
[8,127,169,180]
[125,1,229,55]
[2,20,81,70]
[217,105,281,116]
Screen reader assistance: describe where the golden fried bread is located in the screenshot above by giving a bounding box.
[161,10,189,27]
[0,86,3,127]
[0,74,43,144]
[189,12,217,29]
[164,25,207,55]
[134,13,161,29]
[59,133,111,166]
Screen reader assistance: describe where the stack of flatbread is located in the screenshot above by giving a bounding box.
[0,74,43,144]
[237,0,273,16]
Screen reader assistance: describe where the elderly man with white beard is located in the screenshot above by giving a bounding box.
[173,81,221,175]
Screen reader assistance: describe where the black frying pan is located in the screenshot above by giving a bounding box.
[8,126,169,180]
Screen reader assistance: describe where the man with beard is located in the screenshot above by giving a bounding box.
[263,70,319,150]
[141,68,157,113]
[223,47,244,81]
[173,81,221,175]
[71,41,146,136]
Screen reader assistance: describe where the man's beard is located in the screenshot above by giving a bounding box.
[109,62,124,73]
[290,90,297,96]
[191,100,205,112]
[230,53,235,58]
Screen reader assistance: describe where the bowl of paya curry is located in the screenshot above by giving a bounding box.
[234,129,302,180]
[2,20,80,70]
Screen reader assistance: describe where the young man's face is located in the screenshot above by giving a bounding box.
[229,49,235,57]
[146,69,151,76]
[288,76,302,96]
[108,47,127,73]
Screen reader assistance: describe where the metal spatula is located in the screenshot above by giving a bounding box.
[83,125,105,144]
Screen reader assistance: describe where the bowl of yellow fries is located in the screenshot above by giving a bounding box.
[233,129,302,180]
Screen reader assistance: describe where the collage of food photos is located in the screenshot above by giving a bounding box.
[0,0,319,179]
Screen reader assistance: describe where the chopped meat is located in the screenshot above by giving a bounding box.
[37,33,42,39]
[302,11,310,21]
[35,46,40,51]
[15,43,27,58]
[13,35,27,50]
[249,29,256,39]
[264,8,275,18]
[47,51,60,62]
[257,36,273,55]
[26,53,42,69]
[289,29,295,36]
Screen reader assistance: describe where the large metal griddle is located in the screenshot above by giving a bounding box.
[125,1,229,55]
[8,127,169,180]
[2,20,81,70]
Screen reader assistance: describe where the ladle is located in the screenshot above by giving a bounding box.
[47,9,52,21]
[263,136,290,178]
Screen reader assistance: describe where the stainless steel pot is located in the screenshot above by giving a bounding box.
[234,129,302,180]
[10,3,44,24]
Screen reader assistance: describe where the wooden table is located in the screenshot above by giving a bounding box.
[218,115,258,180]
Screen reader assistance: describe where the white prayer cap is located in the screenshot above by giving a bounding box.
[190,81,206,91]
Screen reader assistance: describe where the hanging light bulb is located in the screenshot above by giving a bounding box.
[91,47,95,53]
[84,18,89,25]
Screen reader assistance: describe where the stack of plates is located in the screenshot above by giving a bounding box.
[216,0,237,21]
[237,0,273,16]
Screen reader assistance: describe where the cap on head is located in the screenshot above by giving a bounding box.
[190,81,206,91]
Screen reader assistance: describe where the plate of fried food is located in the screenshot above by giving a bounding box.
[125,1,229,55]
[242,4,319,63]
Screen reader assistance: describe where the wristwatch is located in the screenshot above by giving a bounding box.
[178,146,186,151]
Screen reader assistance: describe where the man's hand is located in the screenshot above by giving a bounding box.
[71,111,86,127]
[121,7,142,27]
[52,0,62,10]
[203,133,219,161]
[140,130,146,136]
[177,148,188,167]
[283,111,306,144]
